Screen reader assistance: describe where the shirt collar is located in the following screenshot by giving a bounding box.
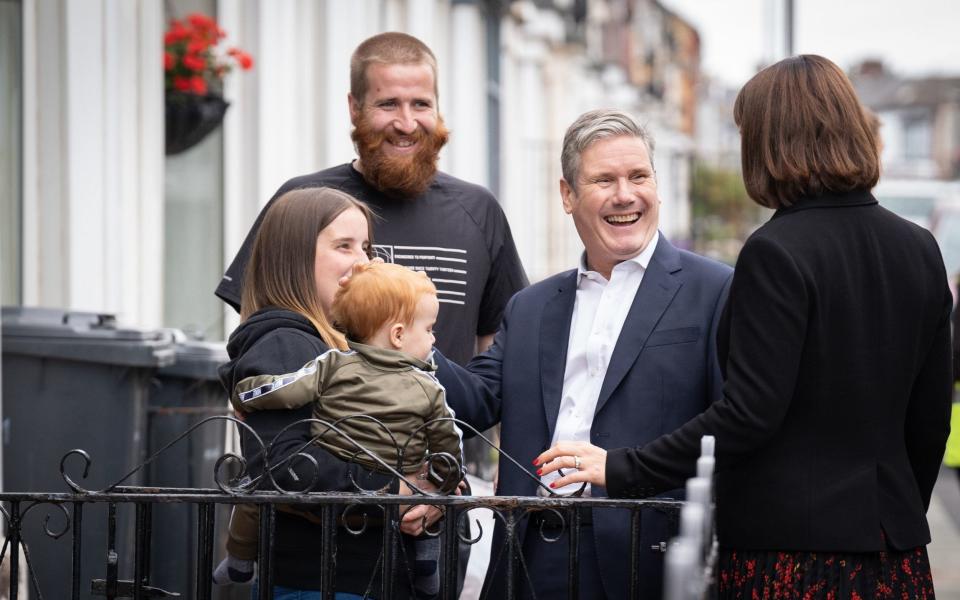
[577,231,660,284]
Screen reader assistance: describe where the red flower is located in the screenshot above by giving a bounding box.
[186,39,210,55]
[190,76,208,95]
[164,20,189,45]
[164,29,187,46]
[164,13,252,95]
[234,51,254,71]
[187,13,216,31]
[182,54,206,72]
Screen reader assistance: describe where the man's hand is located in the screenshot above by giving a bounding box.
[397,468,442,536]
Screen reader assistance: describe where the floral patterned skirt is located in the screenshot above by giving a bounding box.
[717,544,935,599]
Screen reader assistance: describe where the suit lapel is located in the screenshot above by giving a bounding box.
[594,236,683,416]
[540,271,578,441]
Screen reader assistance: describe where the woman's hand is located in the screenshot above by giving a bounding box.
[534,441,607,488]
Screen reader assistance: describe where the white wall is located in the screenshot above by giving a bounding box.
[15,0,699,333]
[22,0,164,326]
[447,2,488,187]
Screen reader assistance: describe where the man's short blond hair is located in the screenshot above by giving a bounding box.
[350,32,439,104]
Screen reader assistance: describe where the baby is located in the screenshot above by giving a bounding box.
[214,262,464,597]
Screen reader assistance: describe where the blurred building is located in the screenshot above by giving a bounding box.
[689,75,756,266]
[851,60,960,276]
[694,75,740,172]
[2,0,701,339]
[852,60,960,181]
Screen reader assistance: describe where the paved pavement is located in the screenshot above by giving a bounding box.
[462,468,960,599]
[930,466,960,599]
[461,475,495,600]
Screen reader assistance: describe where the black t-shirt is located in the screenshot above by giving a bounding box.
[216,163,528,365]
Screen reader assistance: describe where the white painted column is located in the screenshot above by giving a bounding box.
[253,0,324,201]
[498,19,522,258]
[136,2,165,328]
[543,54,585,275]
[448,1,488,186]
[220,0,259,334]
[648,126,694,242]
[382,0,406,30]
[22,0,164,326]
[64,2,107,313]
[519,49,549,280]
[500,18,552,280]
[405,0,439,56]
[318,0,384,170]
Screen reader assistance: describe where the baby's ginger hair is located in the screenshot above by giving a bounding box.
[332,262,437,342]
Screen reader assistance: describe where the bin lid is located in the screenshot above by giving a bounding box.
[158,337,229,380]
[1,306,176,367]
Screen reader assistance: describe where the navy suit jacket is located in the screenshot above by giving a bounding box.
[437,235,733,597]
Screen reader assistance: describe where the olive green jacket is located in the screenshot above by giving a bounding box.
[232,342,464,481]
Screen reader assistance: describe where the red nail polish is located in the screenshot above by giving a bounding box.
[532,459,539,466]
[549,482,556,488]
[536,468,542,476]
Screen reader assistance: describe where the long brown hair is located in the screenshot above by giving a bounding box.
[734,55,880,209]
[240,187,374,350]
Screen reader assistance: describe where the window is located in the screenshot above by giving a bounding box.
[904,115,932,161]
[164,130,225,340]
[163,0,224,340]
[1,0,22,306]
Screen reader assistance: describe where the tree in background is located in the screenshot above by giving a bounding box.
[690,160,770,265]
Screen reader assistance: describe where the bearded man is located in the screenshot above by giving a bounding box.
[217,32,527,367]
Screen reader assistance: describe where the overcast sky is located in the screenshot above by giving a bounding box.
[659,0,960,88]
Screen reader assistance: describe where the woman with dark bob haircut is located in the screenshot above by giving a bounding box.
[535,55,952,597]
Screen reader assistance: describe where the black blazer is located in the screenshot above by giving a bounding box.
[606,190,953,552]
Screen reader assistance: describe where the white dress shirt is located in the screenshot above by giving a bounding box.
[540,232,660,495]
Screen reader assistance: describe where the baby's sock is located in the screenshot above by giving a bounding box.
[212,554,256,585]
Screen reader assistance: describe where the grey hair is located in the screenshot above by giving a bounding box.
[560,109,656,191]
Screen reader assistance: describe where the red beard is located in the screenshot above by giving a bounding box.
[351,113,450,199]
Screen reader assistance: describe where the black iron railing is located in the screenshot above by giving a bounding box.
[0,416,716,600]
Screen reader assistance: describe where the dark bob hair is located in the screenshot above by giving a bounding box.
[733,54,880,209]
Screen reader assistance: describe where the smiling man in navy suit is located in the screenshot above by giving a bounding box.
[436,109,733,599]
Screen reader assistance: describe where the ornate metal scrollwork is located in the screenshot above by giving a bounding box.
[59,416,268,495]
[20,502,72,540]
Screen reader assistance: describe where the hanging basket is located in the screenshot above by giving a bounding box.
[165,93,230,155]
